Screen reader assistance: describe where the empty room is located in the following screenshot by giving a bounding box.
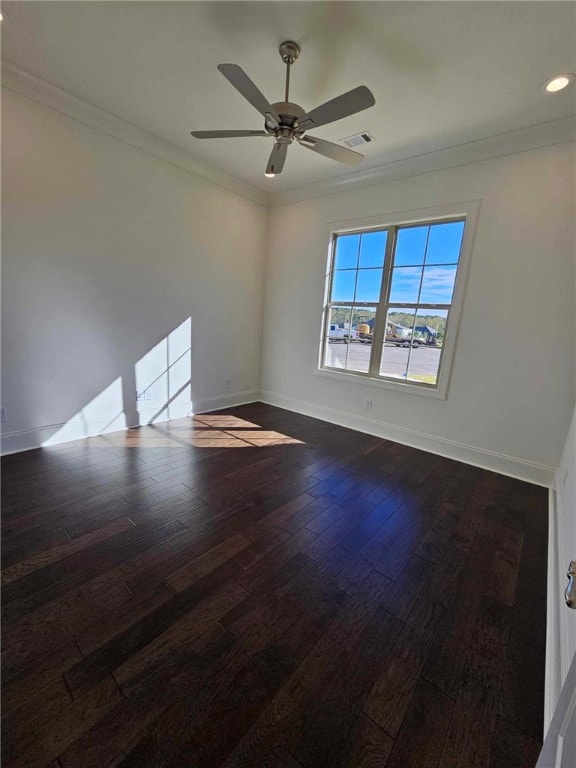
[1,2,575,767]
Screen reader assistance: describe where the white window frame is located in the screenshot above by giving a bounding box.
[315,201,479,400]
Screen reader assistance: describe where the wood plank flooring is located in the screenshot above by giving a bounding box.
[1,403,548,767]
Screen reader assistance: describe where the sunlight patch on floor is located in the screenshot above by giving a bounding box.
[71,415,305,449]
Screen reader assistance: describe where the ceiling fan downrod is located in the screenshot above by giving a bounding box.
[279,40,300,103]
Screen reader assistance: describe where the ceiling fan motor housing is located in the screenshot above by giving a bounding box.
[267,102,306,142]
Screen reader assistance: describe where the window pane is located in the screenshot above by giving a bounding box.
[351,308,377,338]
[355,269,383,302]
[389,266,422,303]
[419,265,457,304]
[407,345,442,386]
[331,270,356,302]
[346,307,377,373]
[425,221,464,264]
[412,309,446,346]
[324,306,352,369]
[380,308,416,379]
[407,309,448,386]
[345,343,371,373]
[394,226,428,266]
[359,231,387,268]
[334,234,360,270]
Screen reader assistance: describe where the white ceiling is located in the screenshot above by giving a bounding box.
[2,1,575,193]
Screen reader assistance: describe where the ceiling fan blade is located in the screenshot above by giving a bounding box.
[295,85,375,131]
[298,135,364,165]
[218,64,280,125]
[191,130,269,138]
[266,143,288,176]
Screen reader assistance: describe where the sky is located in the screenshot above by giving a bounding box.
[332,221,464,305]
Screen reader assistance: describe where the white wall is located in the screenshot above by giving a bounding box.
[1,88,268,452]
[261,142,576,485]
[3,86,574,483]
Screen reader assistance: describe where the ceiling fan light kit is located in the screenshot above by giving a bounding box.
[191,41,375,177]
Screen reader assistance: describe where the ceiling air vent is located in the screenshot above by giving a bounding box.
[340,131,375,149]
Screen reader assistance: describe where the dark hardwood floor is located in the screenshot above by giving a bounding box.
[1,403,548,768]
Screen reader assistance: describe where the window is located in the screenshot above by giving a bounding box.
[319,210,473,399]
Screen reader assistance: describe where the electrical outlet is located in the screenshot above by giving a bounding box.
[0,407,6,422]
[363,399,373,411]
[225,379,231,390]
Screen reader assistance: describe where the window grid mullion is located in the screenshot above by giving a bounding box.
[404,226,431,377]
[321,235,338,365]
[388,303,451,309]
[369,225,397,376]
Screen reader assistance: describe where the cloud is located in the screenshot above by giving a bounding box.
[390,265,457,304]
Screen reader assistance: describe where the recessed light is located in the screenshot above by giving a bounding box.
[264,172,275,178]
[542,73,575,93]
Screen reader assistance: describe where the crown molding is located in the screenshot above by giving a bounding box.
[269,115,576,208]
[3,60,574,212]
[1,61,270,208]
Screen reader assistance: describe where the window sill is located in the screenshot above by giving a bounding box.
[314,366,448,400]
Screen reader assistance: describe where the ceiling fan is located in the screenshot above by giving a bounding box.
[191,41,376,177]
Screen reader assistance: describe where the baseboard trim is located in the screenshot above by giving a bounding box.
[1,413,130,455]
[0,391,259,455]
[258,389,555,487]
[193,390,260,415]
[2,389,555,485]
